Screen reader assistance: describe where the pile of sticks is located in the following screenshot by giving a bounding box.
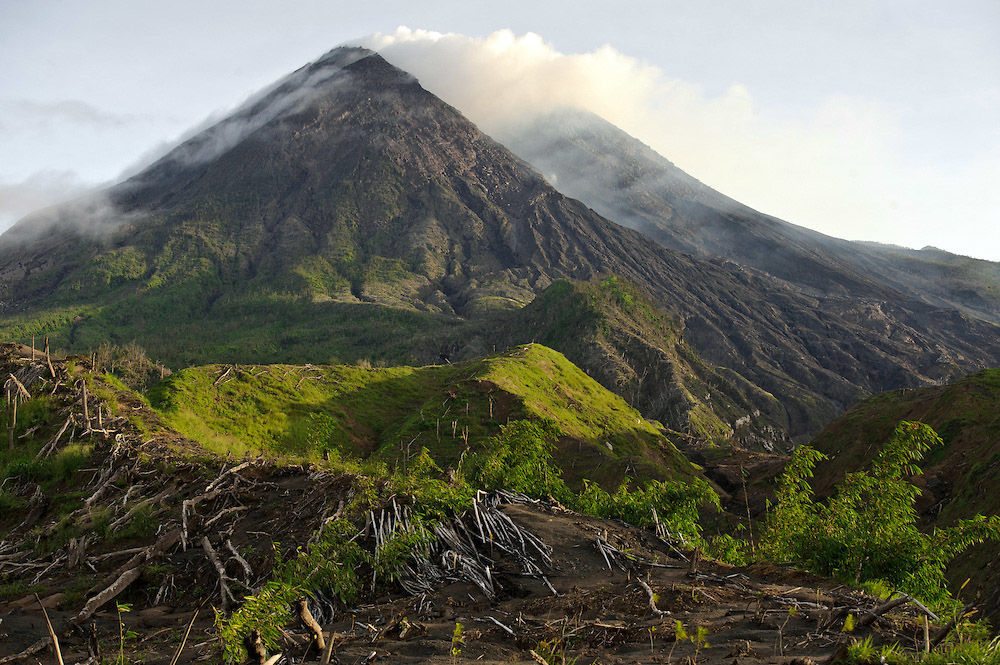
[366,490,556,601]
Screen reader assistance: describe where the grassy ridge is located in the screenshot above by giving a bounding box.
[149,344,700,488]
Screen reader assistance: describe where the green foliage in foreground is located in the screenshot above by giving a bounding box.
[217,419,719,662]
[216,519,367,663]
[843,634,1000,664]
[760,421,1000,604]
[466,419,719,546]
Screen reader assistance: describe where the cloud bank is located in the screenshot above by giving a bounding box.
[361,28,1000,260]
[0,170,90,230]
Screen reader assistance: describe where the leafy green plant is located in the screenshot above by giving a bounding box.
[217,519,366,663]
[705,531,751,565]
[576,476,719,546]
[115,601,137,664]
[534,638,578,665]
[464,419,571,502]
[760,421,1000,603]
[450,621,465,660]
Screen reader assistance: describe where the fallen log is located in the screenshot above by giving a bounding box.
[73,567,142,624]
[0,639,48,664]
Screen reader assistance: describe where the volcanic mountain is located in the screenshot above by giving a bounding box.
[0,47,998,445]
[504,109,1000,323]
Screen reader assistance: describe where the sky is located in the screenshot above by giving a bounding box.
[1,1,998,260]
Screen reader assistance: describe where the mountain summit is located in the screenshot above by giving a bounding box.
[1,47,998,444]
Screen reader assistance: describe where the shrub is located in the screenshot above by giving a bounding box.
[760,421,1000,603]
[464,420,572,503]
[576,476,719,546]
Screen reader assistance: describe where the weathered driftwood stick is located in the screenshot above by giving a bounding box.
[6,390,14,451]
[483,615,516,636]
[859,592,939,628]
[0,638,48,664]
[858,594,909,627]
[202,536,233,611]
[85,467,126,508]
[181,488,223,549]
[205,460,251,492]
[81,381,90,428]
[36,416,72,459]
[44,337,55,379]
[636,576,670,616]
[94,529,179,593]
[298,599,327,651]
[35,594,65,665]
[529,650,551,665]
[225,539,253,581]
[74,567,142,624]
[168,607,200,665]
[7,374,30,400]
[213,366,233,386]
[321,631,337,665]
[930,604,973,650]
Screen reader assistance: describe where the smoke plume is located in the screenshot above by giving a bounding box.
[360,28,1000,260]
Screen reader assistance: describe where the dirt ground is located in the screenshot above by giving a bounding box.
[2,501,933,664]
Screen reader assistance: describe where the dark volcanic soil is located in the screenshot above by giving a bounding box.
[3,502,934,664]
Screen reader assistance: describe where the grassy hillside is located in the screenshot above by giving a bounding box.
[149,343,700,488]
[808,369,1000,623]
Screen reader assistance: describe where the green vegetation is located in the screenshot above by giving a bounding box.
[218,519,368,663]
[205,354,720,662]
[503,277,786,446]
[760,421,1000,605]
[843,635,1000,664]
[149,343,699,487]
[466,419,719,546]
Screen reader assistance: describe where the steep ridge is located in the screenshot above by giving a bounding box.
[504,109,1000,323]
[493,277,791,450]
[807,370,1000,625]
[0,48,997,444]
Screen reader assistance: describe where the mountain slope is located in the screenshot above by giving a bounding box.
[504,109,1000,323]
[0,47,998,444]
[807,370,1000,624]
[492,277,791,450]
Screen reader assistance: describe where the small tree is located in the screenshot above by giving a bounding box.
[760,421,1000,602]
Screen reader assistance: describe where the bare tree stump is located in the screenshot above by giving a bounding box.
[298,599,327,651]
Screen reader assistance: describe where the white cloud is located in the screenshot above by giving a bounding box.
[362,28,1000,260]
[0,170,90,231]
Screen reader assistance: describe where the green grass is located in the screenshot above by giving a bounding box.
[148,344,700,487]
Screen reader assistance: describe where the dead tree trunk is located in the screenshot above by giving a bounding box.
[44,337,55,379]
[297,599,327,651]
[6,388,15,451]
[81,381,90,430]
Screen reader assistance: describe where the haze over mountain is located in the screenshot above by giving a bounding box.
[0,46,998,447]
[503,109,1000,324]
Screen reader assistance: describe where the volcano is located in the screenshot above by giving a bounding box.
[0,47,997,445]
